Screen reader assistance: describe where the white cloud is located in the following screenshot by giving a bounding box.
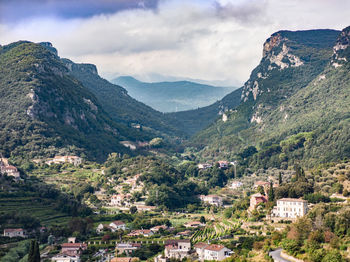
[1,0,350,86]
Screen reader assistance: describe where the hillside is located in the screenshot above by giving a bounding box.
[112,76,236,112]
[192,28,344,166]
[0,41,148,161]
[63,62,186,138]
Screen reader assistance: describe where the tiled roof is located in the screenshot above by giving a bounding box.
[205,244,225,251]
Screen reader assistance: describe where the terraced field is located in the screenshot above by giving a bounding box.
[191,219,241,243]
[0,196,71,227]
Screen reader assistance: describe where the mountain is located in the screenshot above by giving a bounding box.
[0,41,151,161]
[167,87,243,136]
[192,28,346,168]
[112,76,236,112]
[62,61,185,139]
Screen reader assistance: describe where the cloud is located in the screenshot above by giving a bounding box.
[1,0,350,86]
[0,0,159,22]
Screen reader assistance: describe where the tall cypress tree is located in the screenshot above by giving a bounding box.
[28,240,35,262]
[28,240,40,262]
[33,241,40,262]
[268,181,275,202]
[278,172,282,185]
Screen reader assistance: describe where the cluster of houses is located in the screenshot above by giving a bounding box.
[44,155,82,166]
[0,157,20,180]
[154,239,233,261]
[248,180,309,219]
[198,160,234,170]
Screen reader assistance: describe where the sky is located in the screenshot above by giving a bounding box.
[1,0,350,86]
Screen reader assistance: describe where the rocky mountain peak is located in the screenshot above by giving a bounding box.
[332,26,350,67]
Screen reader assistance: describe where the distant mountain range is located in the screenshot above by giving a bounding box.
[112,76,237,112]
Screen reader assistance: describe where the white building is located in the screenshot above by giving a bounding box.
[272,198,308,219]
[200,195,223,206]
[230,181,243,189]
[164,240,191,260]
[197,163,212,170]
[203,244,233,261]
[51,255,80,262]
[110,194,131,207]
[109,221,126,231]
[3,228,26,238]
[46,156,82,166]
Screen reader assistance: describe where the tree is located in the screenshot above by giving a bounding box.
[279,172,283,185]
[28,240,40,262]
[130,206,137,214]
[268,181,275,202]
[200,216,206,224]
[257,185,265,195]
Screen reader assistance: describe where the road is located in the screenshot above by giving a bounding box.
[269,248,294,262]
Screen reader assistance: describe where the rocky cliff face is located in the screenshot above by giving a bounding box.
[332,26,350,68]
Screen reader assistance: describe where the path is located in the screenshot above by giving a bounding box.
[269,248,293,262]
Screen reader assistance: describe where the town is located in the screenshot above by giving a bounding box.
[1,154,349,262]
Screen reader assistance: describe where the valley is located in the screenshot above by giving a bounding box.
[0,25,350,262]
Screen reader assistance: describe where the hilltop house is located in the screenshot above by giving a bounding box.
[61,243,87,256]
[164,239,191,259]
[197,163,212,170]
[0,158,20,179]
[249,193,268,211]
[200,195,223,206]
[46,156,82,166]
[271,198,308,219]
[3,228,26,238]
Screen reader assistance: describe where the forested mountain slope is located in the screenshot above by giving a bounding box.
[192,28,347,168]
[0,41,148,161]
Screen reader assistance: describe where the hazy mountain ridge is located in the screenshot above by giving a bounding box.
[112,76,236,112]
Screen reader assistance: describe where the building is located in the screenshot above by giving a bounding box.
[110,194,131,207]
[197,163,212,170]
[200,195,223,206]
[164,239,191,259]
[109,221,126,231]
[61,243,87,256]
[249,193,268,210]
[3,228,26,238]
[46,156,82,166]
[194,242,209,260]
[230,181,243,189]
[0,159,20,179]
[116,243,141,255]
[127,229,154,237]
[51,255,80,262]
[150,225,168,233]
[203,244,233,261]
[217,161,229,169]
[272,198,308,219]
[136,205,157,212]
[253,181,270,189]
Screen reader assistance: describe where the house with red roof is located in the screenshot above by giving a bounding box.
[203,244,233,261]
[61,243,87,256]
[3,228,26,238]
